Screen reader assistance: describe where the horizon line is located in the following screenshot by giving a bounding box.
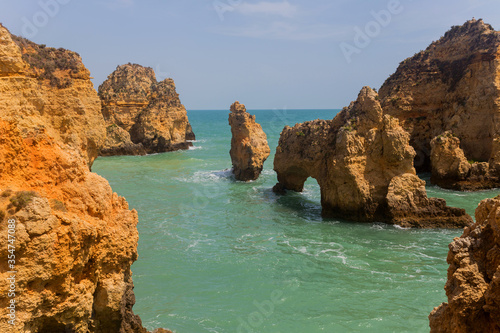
[187,108,342,111]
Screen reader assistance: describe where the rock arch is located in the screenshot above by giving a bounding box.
[273,87,472,228]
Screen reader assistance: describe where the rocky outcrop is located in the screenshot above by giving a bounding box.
[2,26,105,168]
[273,87,472,228]
[0,23,162,332]
[99,63,195,156]
[430,132,500,190]
[229,101,270,181]
[429,195,500,332]
[430,132,471,181]
[378,19,500,190]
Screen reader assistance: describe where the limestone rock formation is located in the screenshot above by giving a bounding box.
[430,132,471,184]
[273,87,472,228]
[489,137,500,175]
[378,19,500,190]
[1,25,105,168]
[0,122,147,333]
[229,101,270,181]
[430,132,500,190]
[0,23,162,332]
[386,173,473,228]
[429,195,500,332]
[99,63,195,156]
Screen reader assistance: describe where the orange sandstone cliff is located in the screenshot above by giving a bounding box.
[273,87,472,228]
[0,24,164,332]
[379,19,500,190]
[3,31,105,168]
[99,63,195,156]
[429,195,500,332]
[229,101,270,181]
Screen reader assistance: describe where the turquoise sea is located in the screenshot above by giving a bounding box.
[93,110,500,333]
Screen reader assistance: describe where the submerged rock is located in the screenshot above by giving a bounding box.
[0,23,164,333]
[429,195,500,332]
[379,19,500,190]
[229,101,270,181]
[99,63,195,155]
[273,87,472,228]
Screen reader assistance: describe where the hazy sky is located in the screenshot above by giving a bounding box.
[0,0,499,109]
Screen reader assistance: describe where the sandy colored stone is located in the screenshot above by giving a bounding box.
[0,24,165,333]
[273,87,472,228]
[0,122,147,333]
[386,173,471,228]
[229,101,270,181]
[99,63,195,155]
[102,124,146,157]
[0,23,26,75]
[430,131,471,182]
[429,195,500,332]
[489,137,500,176]
[430,131,500,190]
[0,24,105,168]
[379,19,500,190]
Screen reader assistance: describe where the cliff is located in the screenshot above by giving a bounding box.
[228,101,270,181]
[379,19,500,190]
[273,87,472,228]
[3,29,105,168]
[0,23,160,332]
[429,195,500,332]
[99,63,195,156]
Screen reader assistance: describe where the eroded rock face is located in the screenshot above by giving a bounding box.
[229,101,270,181]
[431,132,471,183]
[273,87,472,228]
[386,173,472,228]
[99,63,195,155]
[0,23,158,333]
[0,122,147,333]
[0,24,105,168]
[379,19,500,189]
[429,195,500,332]
[430,132,500,190]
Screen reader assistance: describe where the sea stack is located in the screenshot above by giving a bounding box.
[429,195,500,332]
[379,19,500,190]
[229,101,270,181]
[273,87,472,228]
[98,63,195,156]
[0,23,162,332]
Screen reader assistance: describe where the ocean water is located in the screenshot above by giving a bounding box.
[92,110,500,333]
